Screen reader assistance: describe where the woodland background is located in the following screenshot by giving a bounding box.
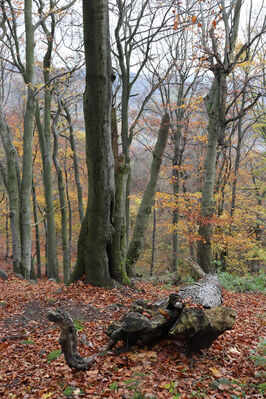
[0,0,265,397]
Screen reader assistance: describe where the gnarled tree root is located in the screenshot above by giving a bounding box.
[47,309,93,371]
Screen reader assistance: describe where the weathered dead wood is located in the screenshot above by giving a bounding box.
[47,274,236,371]
[184,257,206,278]
[173,274,222,308]
[47,309,94,371]
[106,274,236,352]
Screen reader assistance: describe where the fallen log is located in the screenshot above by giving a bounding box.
[106,274,236,352]
[47,273,236,370]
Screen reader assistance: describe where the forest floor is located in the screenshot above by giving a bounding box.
[0,254,265,398]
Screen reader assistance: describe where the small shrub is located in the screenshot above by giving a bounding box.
[218,271,266,293]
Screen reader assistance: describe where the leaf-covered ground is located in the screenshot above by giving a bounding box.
[0,271,265,399]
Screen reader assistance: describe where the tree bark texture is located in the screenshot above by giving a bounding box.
[41,12,59,281]
[126,113,170,275]
[20,0,36,278]
[52,112,70,284]
[197,0,242,273]
[197,79,221,273]
[109,107,130,284]
[0,101,22,274]
[150,205,156,276]
[32,180,42,278]
[70,0,115,287]
[63,102,84,223]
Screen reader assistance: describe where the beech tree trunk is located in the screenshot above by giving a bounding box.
[197,79,220,273]
[20,0,36,278]
[32,179,42,278]
[197,0,242,273]
[70,0,115,287]
[109,107,130,284]
[126,113,170,275]
[63,102,84,223]
[0,101,22,274]
[52,108,70,284]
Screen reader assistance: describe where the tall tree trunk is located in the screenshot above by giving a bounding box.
[197,0,242,273]
[109,108,130,284]
[20,0,35,278]
[197,78,221,273]
[52,110,70,284]
[171,127,182,273]
[0,102,22,274]
[41,11,59,280]
[35,101,58,280]
[70,0,115,287]
[62,102,84,224]
[150,204,156,277]
[5,197,9,261]
[64,156,72,266]
[126,113,170,275]
[32,179,42,278]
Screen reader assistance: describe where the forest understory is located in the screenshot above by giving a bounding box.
[0,248,264,399]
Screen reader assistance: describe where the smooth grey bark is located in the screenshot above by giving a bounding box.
[52,107,70,284]
[5,197,9,261]
[35,102,59,280]
[70,0,115,287]
[126,113,170,274]
[32,179,42,278]
[150,205,156,277]
[171,121,183,272]
[0,101,22,274]
[64,154,72,264]
[39,5,59,280]
[197,79,221,273]
[62,102,84,224]
[197,0,243,273]
[109,108,130,284]
[20,0,36,278]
